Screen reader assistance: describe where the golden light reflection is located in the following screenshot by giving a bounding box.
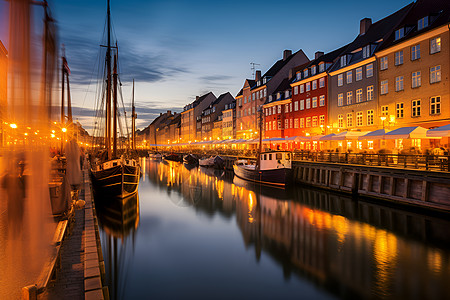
[247,191,257,223]
[427,249,443,274]
[373,230,398,292]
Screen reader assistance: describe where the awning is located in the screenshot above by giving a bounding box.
[426,124,450,138]
[332,131,370,140]
[318,133,336,141]
[311,135,324,141]
[358,129,390,140]
[385,126,435,139]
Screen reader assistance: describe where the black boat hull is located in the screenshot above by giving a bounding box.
[233,165,292,187]
[91,164,140,198]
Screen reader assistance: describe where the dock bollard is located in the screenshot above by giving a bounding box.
[22,285,37,300]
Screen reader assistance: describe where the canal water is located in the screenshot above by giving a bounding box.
[95,158,450,300]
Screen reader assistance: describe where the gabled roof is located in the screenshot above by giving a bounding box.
[193,92,215,107]
[378,0,450,52]
[169,114,181,126]
[235,88,243,97]
[273,78,291,93]
[212,92,233,106]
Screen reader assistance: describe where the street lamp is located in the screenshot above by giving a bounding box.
[380,116,386,129]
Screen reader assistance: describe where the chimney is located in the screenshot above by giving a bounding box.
[167,110,171,115]
[255,70,261,81]
[283,49,292,61]
[315,51,324,59]
[360,18,372,35]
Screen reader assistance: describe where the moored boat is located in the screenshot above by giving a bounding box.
[148,152,163,160]
[233,151,292,187]
[183,154,199,165]
[163,153,182,162]
[199,155,224,169]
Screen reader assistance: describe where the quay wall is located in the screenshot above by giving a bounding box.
[291,161,450,212]
[215,155,450,212]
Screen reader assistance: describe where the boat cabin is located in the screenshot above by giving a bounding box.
[259,151,292,170]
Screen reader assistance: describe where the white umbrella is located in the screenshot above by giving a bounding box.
[358,129,390,140]
[385,126,435,139]
[332,131,370,140]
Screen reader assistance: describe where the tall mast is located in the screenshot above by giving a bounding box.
[132,79,136,150]
[112,53,118,158]
[105,0,112,159]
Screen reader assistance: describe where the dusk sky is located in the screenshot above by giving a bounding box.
[0,0,413,132]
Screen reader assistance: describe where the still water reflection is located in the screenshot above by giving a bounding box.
[96,158,450,300]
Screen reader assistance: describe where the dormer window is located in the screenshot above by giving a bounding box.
[277,92,281,100]
[319,63,325,73]
[303,69,308,77]
[263,77,267,84]
[285,90,290,99]
[395,28,404,40]
[340,55,347,67]
[418,16,428,30]
[257,80,261,86]
[296,73,301,81]
[311,66,316,75]
[268,95,272,102]
[362,45,371,58]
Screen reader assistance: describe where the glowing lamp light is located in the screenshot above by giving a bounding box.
[10,123,17,129]
[62,127,67,132]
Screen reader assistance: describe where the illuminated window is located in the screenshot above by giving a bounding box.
[338,74,343,86]
[381,106,388,116]
[285,119,289,129]
[294,86,298,95]
[356,89,363,103]
[290,118,293,129]
[278,120,282,130]
[294,118,299,128]
[367,110,374,125]
[338,93,343,107]
[346,71,352,84]
[366,63,373,77]
[368,140,374,149]
[300,100,304,110]
[356,111,363,126]
[306,98,311,109]
[285,104,289,113]
[319,95,325,106]
[347,113,353,127]
[430,37,441,54]
[356,67,362,81]
[347,91,353,105]
[395,76,404,91]
[430,96,441,115]
[312,116,318,127]
[396,102,404,118]
[412,99,421,117]
[306,82,311,91]
[430,65,441,83]
[312,97,318,108]
[300,118,304,128]
[273,120,276,129]
[294,101,298,111]
[300,84,304,93]
[277,105,281,113]
[306,117,311,127]
[380,80,388,95]
[338,115,343,128]
[319,115,325,126]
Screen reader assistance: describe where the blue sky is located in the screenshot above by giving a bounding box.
[0,0,413,132]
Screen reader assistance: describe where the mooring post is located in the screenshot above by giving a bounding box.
[22,285,37,300]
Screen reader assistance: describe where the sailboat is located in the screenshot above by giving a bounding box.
[233,108,292,187]
[90,0,140,198]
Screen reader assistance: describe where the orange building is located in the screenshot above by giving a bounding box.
[0,40,7,147]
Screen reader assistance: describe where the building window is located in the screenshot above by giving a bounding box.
[268,122,271,131]
[395,28,404,40]
[252,93,255,101]
[319,77,325,88]
[430,37,441,54]
[367,110,374,125]
[312,116,318,127]
[367,85,374,100]
[252,107,255,115]
[319,95,325,106]
[304,69,309,78]
[294,86,298,95]
[285,104,289,113]
[363,45,371,58]
[306,117,311,127]
[356,112,363,127]
[412,99,421,117]
[338,93,343,107]
[381,105,388,116]
[319,63,325,72]
[340,55,347,67]
[311,66,316,75]
[366,63,373,77]
[273,120,276,130]
[347,113,353,127]
[396,103,404,118]
[294,118,299,128]
[338,74,343,86]
[300,84,304,93]
[319,115,325,126]
[300,100,304,110]
[312,80,317,90]
[278,121,282,130]
[312,97,318,108]
[277,105,281,113]
[430,65,441,84]
[395,50,403,65]
[430,96,441,115]
[272,106,276,115]
[380,80,388,95]
[338,115,343,128]
[306,98,311,109]
[300,118,304,128]
[356,67,362,81]
[356,89,363,103]
[264,89,267,97]
[380,56,388,70]
[412,71,421,88]
[347,92,353,105]
[294,101,298,111]
[411,44,420,60]
[346,71,352,84]
[285,119,289,129]
[417,16,428,30]
[306,82,311,91]
[395,76,404,91]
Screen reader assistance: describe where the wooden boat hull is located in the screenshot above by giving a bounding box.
[183,154,199,165]
[91,164,140,198]
[233,164,292,187]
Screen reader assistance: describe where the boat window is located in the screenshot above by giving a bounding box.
[269,154,272,160]
[113,162,117,166]
[261,154,264,160]
[285,153,290,160]
[276,153,282,160]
